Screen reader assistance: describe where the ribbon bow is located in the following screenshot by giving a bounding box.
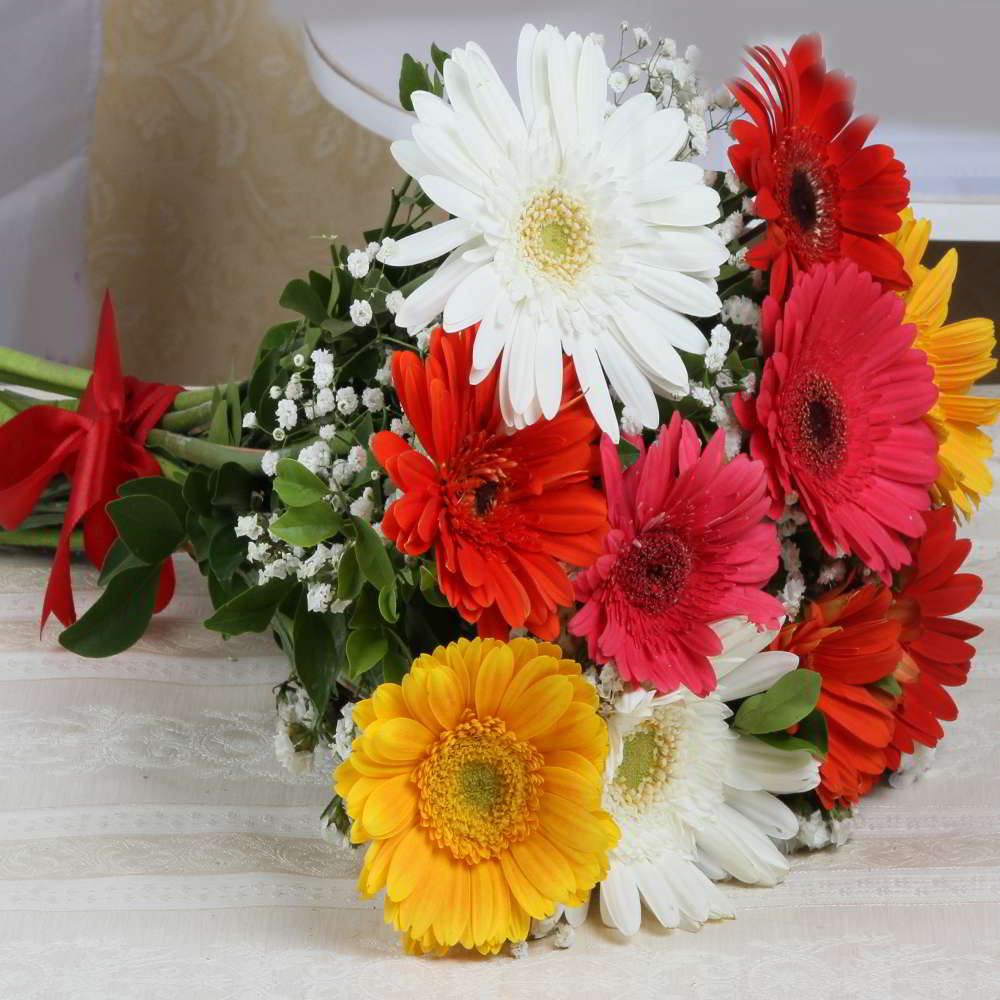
[0,293,181,630]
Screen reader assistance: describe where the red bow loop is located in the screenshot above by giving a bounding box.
[0,292,182,631]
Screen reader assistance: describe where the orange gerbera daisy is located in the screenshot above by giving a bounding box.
[771,584,901,809]
[373,327,607,640]
[887,508,983,768]
[335,637,618,955]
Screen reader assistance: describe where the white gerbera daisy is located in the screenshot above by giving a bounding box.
[595,618,821,936]
[379,23,728,442]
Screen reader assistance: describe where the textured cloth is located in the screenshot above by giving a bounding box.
[1,435,998,998]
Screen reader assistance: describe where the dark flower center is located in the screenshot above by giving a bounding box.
[616,528,693,614]
[775,127,840,261]
[788,169,818,232]
[473,480,500,516]
[786,371,848,475]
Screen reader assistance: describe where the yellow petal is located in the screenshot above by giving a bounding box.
[539,793,618,855]
[372,683,408,720]
[366,717,434,763]
[474,644,515,718]
[361,772,417,840]
[496,655,560,719]
[353,699,376,730]
[500,674,574,741]
[386,825,436,902]
[427,665,465,731]
[541,764,600,810]
[401,667,443,733]
[499,849,555,920]
[508,833,576,903]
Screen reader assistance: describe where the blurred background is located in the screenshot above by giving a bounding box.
[4,0,998,383]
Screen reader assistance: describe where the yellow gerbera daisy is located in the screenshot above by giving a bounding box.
[335,637,618,955]
[888,209,1000,516]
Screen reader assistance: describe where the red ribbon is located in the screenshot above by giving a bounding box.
[0,293,182,630]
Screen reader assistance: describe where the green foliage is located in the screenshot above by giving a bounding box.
[204,577,297,635]
[273,458,329,507]
[754,709,829,760]
[398,53,432,111]
[733,669,822,735]
[279,278,328,325]
[106,494,184,565]
[293,591,345,718]
[346,628,388,679]
[353,516,394,590]
[270,502,341,547]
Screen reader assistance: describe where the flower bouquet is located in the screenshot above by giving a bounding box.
[0,21,994,957]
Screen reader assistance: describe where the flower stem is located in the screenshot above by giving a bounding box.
[0,528,84,551]
[0,388,78,414]
[146,427,265,474]
[158,399,215,432]
[0,347,90,396]
[171,385,237,410]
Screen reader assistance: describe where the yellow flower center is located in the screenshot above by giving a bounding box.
[614,716,679,808]
[416,714,543,863]
[517,188,594,283]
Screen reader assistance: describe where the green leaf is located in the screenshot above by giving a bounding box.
[203,577,296,634]
[247,346,281,413]
[353,516,394,590]
[378,581,398,623]
[617,438,641,469]
[60,563,160,657]
[346,628,388,679]
[254,321,299,366]
[734,669,823,735]
[293,593,340,717]
[270,501,341,547]
[97,537,143,586]
[382,646,410,684]
[336,545,363,601]
[430,42,449,74]
[212,462,257,512]
[182,468,213,517]
[754,708,829,760]
[872,675,903,698]
[107,495,184,565]
[419,564,449,607]
[279,278,327,325]
[274,458,329,507]
[349,586,382,630]
[208,522,245,582]
[308,269,333,310]
[118,476,187,524]
[225,381,242,446]
[207,392,231,445]
[398,53,431,112]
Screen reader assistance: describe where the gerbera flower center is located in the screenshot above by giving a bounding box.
[616,528,693,614]
[517,188,595,284]
[416,714,544,864]
[784,371,848,475]
[613,715,680,809]
[775,127,840,260]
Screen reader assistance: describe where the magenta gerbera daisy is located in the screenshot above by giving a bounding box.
[569,413,783,696]
[732,260,939,580]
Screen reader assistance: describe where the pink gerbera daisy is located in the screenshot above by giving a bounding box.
[569,413,783,696]
[732,260,938,580]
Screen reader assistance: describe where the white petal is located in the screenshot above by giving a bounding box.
[470,296,509,380]
[617,107,688,175]
[649,227,729,273]
[379,217,481,268]
[639,186,722,228]
[631,161,705,204]
[516,23,540,125]
[695,803,790,886]
[596,334,658,428]
[725,734,821,794]
[716,651,799,701]
[454,44,527,152]
[442,57,504,164]
[571,336,618,441]
[636,296,710,355]
[394,243,481,331]
[657,854,732,926]
[599,863,642,936]
[412,123,487,194]
[600,92,656,156]
[441,264,498,332]
[612,308,690,388]
[633,266,721,318]
[545,28,581,154]
[390,139,436,182]
[418,175,487,225]
[576,34,608,145]
[712,618,780,674]
[724,787,800,840]
[564,894,590,927]
[632,861,680,928]
[535,323,564,420]
[507,309,539,414]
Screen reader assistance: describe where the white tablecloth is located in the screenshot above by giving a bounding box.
[2,446,999,998]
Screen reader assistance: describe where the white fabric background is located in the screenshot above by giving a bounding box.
[0,432,998,997]
[0,1,102,361]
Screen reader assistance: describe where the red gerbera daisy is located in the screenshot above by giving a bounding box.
[372,326,607,640]
[728,34,911,300]
[568,412,783,696]
[771,584,901,809]
[732,261,938,581]
[886,507,983,768]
